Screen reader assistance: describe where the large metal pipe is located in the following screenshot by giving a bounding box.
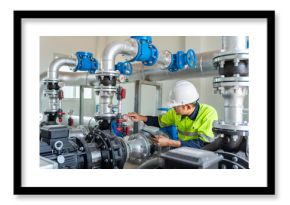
[47,57,77,80]
[128,50,220,82]
[101,39,138,72]
[222,36,248,51]
[40,71,97,86]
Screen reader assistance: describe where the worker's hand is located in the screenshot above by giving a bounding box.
[127,112,147,122]
[152,135,171,147]
[152,135,181,147]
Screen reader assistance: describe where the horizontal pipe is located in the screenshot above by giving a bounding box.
[128,50,220,82]
[40,71,97,87]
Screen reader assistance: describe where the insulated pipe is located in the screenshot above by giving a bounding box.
[40,71,97,86]
[47,57,77,80]
[101,39,138,72]
[156,50,172,69]
[222,36,248,51]
[129,50,219,82]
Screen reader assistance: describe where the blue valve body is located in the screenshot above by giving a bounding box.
[130,36,158,66]
[75,52,98,74]
[115,62,133,75]
[168,49,196,72]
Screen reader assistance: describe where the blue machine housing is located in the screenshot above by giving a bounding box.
[75,51,98,74]
[158,108,179,140]
[130,36,159,66]
[168,49,196,72]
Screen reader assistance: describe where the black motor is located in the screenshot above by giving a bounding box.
[40,125,128,169]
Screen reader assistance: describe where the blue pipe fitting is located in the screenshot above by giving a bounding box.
[115,62,133,75]
[75,51,98,74]
[130,36,159,66]
[167,49,196,72]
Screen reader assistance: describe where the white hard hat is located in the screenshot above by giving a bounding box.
[167,80,199,108]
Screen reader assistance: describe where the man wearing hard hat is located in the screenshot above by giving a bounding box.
[128,80,218,149]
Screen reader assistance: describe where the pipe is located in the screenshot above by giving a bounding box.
[40,71,97,86]
[222,36,248,51]
[101,39,138,72]
[40,71,97,113]
[137,157,165,169]
[128,50,220,82]
[47,57,77,80]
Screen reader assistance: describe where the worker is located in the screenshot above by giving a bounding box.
[128,80,218,149]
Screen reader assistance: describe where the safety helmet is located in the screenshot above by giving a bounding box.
[167,80,199,108]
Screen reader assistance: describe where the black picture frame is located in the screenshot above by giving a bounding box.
[14,10,275,195]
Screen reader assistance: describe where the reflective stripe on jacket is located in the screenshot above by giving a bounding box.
[158,103,218,143]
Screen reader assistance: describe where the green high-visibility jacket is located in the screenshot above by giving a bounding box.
[158,103,218,143]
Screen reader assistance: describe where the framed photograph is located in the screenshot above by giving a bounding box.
[14,10,275,195]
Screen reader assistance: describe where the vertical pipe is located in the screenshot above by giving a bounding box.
[222,36,248,51]
[79,86,84,125]
[133,81,141,133]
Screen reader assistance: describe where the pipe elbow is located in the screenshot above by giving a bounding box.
[101,39,138,72]
[47,57,77,80]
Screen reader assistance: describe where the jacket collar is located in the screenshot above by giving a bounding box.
[188,102,199,120]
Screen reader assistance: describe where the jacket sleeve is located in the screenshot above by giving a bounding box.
[145,116,160,127]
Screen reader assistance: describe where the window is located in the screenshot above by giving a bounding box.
[62,86,92,99]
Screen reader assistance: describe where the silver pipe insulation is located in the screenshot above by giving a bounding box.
[47,57,77,80]
[101,38,139,72]
[222,36,248,51]
[156,50,172,69]
[128,50,220,82]
[41,71,97,87]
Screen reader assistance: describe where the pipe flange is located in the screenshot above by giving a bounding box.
[213,52,249,66]
[213,52,249,77]
[213,76,249,89]
[213,76,249,83]
[95,70,119,77]
[94,113,116,120]
[43,79,59,84]
[213,120,249,132]
[94,86,118,93]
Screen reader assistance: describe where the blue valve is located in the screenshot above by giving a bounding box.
[167,49,196,72]
[115,62,133,75]
[75,51,98,74]
[186,49,196,69]
[130,36,159,66]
